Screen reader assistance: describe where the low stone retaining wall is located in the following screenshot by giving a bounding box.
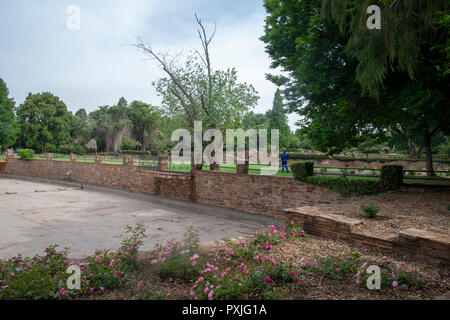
[193,170,343,216]
[2,157,448,264]
[0,157,343,217]
[0,157,193,202]
[284,206,450,265]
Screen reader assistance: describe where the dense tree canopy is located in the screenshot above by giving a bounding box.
[261,0,449,174]
[127,101,163,151]
[153,58,259,133]
[267,89,291,149]
[16,92,72,152]
[90,98,132,153]
[0,78,18,149]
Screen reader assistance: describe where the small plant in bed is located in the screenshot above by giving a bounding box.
[151,227,202,280]
[361,201,379,218]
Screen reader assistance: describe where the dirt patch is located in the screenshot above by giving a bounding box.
[317,189,450,236]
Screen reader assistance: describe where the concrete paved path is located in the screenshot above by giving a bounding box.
[0,176,281,259]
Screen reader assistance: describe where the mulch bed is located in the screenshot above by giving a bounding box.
[320,189,450,236]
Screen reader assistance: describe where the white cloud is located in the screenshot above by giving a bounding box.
[0,0,300,129]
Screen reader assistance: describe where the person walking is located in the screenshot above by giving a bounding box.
[281,150,289,173]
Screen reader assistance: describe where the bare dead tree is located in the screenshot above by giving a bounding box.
[134,14,216,125]
[135,14,218,169]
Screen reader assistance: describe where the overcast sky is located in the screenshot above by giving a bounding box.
[0,0,300,129]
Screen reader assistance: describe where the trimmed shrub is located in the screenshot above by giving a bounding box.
[380,165,403,190]
[304,176,383,197]
[290,161,314,180]
[17,149,34,161]
[58,143,86,155]
[361,202,379,218]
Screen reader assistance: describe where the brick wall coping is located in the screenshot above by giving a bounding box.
[398,228,450,245]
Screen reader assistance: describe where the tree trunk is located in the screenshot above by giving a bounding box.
[142,128,147,151]
[423,132,435,177]
[393,127,422,158]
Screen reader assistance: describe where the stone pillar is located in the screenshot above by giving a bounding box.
[236,163,249,176]
[236,150,249,176]
[190,152,200,174]
[6,149,15,160]
[69,153,77,162]
[158,154,169,172]
[210,163,220,171]
[124,156,136,166]
[95,155,102,164]
[47,153,54,160]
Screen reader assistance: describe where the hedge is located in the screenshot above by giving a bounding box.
[379,165,403,190]
[291,162,404,196]
[121,150,157,155]
[17,149,34,161]
[303,176,384,197]
[283,153,450,164]
[290,161,314,180]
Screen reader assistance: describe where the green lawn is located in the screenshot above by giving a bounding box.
[21,155,450,186]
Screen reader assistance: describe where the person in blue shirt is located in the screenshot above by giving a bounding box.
[116,151,120,158]
[281,150,289,173]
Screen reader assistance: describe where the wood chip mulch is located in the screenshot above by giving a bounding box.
[320,189,450,236]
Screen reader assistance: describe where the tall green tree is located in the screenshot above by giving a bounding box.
[261,0,384,155]
[261,0,449,174]
[242,112,270,131]
[0,78,18,150]
[267,89,291,149]
[323,0,450,175]
[322,0,449,96]
[69,108,92,145]
[127,101,162,151]
[90,98,131,153]
[16,92,72,152]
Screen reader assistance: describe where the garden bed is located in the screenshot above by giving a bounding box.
[316,188,450,236]
[2,223,448,301]
[78,234,449,300]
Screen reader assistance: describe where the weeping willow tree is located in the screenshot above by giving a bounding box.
[90,98,131,153]
[322,0,450,175]
[322,0,449,96]
[261,0,448,176]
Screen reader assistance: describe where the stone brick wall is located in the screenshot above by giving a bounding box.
[0,158,192,202]
[0,158,342,217]
[193,170,343,217]
[2,158,447,264]
[285,206,450,265]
